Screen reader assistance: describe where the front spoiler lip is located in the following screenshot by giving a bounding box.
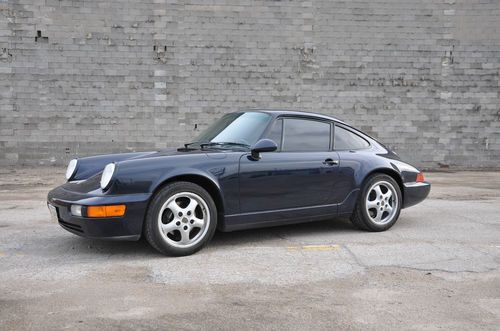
[58,218,140,241]
[57,215,141,241]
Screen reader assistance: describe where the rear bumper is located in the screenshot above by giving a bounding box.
[402,181,431,208]
[47,186,151,240]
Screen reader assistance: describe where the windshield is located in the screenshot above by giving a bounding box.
[190,112,272,148]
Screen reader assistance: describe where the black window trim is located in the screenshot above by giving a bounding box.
[267,117,284,151]
[277,118,284,151]
[333,123,371,151]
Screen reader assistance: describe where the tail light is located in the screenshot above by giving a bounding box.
[416,172,425,182]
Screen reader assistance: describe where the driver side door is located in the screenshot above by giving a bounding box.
[235,117,340,226]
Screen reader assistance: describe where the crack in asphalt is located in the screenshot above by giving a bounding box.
[342,245,367,269]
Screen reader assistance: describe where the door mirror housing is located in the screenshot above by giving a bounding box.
[250,139,278,160]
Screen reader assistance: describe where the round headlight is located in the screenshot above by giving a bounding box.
[100,163,116,190]
[65,159,78,180]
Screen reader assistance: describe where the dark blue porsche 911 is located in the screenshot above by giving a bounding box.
[47,110,430,256]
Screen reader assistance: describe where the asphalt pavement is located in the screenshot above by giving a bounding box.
[0,168,498,330]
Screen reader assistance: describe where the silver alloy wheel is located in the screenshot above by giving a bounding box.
[365,180,398,225]
[157,192,210,248]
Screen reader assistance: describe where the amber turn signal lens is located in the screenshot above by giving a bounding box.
[416,172,425,182]
[87,205,126,218]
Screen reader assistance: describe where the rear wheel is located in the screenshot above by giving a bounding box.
[144,181,217,256]
[350,174,402,231]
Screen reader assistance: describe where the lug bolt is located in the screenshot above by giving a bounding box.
[178,212,183,217]
[187,211,191,216]
[176,221,180,226]
[183,226,188,230]
[190,220,194,224]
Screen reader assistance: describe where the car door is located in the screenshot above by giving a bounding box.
[238,117,340,213]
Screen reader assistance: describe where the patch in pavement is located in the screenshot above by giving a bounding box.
[148,246,363,285]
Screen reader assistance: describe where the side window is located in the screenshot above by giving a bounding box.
[266,119,283,150]
[282,118,331,152]
[334,125,370,150]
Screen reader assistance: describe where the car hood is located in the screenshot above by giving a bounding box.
[71,148,227,181]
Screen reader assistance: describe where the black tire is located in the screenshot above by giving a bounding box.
[350,174,402,232]
[144,181,217,256]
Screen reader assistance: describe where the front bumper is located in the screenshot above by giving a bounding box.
[402,181,431,208]
[47,186,151,240]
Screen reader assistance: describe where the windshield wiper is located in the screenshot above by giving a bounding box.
[184,141,250,150]
[200,142,250,149]
[184,141,201,148]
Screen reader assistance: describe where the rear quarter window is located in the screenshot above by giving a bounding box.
[334,125,370,150]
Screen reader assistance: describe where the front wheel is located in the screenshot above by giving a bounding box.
[350,174,402,231]
[144,181,217,256]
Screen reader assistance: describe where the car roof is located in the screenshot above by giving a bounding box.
[240,109,347,125]
[236,108,384,149]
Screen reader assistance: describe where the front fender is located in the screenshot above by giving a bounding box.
[109,155,221,194]
[150,167,222,194]
[107,152,241,215]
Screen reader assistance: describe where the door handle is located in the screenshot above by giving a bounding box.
[323,158,339,166]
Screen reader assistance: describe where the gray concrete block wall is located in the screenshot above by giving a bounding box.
[1,0,499,168]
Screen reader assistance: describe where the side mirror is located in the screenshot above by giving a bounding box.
[250,139,277,160]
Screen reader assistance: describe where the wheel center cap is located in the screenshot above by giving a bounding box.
[182,217,188,224]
